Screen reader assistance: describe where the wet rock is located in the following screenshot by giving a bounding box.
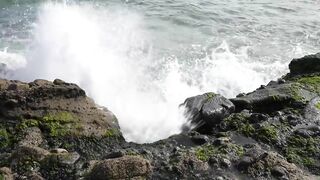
[103,151,125,159]
[304,96,320,124]
[231,82,317,112]
[182,93,235,133]
[214,137,231,145]
[249,113,269,123]
[88,156,152,180]
[288,53,320,76]
[191,135,209,145]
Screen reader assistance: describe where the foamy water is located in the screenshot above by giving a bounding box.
[0,0,319,143]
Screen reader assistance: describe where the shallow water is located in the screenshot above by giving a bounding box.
[0,0,319,143]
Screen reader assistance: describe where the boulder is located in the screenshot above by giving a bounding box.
[0,78,123,138]
[182,93,235,133]
[231,82,317,112]
[88,156,152,180]
[289,53,320,76]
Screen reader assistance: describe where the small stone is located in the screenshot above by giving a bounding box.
[220,158,231,168]
[277,78,286,84]
[191,135,209,145]
[236,93,246,98]
[208,157,219,166]
[215,176,224,180]
[271,166,288,178]
[214,137,231,145]
[237,156,253,170]
[53,79,66,85]
[104,151,124,159]
[249,113,269,123]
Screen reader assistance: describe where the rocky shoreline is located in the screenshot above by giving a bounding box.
[0,53,320,180]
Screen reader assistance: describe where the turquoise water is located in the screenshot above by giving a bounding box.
[0,0,319,142]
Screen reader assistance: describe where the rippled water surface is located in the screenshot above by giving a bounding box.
[0,0,319,142]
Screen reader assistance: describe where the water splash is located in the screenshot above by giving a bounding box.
[0,48,26,78]
[13,2,292,143]
[14,2,198,143]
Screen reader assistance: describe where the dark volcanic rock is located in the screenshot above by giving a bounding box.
[304,96,320,124]
[182,93,235,133]
[289,53,320,76]
[231,80,318,113]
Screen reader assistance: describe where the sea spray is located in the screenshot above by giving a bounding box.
[13,2,292,143]
[15,2,200,143]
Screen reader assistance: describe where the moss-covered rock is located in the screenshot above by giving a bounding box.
[256,125,278,144]
[0,79,123,139]
[0,128,9,149]
[195,143,244,162]
[284,133,320,172]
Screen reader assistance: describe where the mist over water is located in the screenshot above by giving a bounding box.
[0,0,319,143]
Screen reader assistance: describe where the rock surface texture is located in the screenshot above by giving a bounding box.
[1,53,320,179]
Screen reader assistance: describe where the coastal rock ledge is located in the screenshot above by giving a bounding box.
[1,53,320,180]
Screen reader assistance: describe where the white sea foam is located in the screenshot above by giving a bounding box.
[0,48,26,70]
[13,2,292,143]
[0,48,26,78]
